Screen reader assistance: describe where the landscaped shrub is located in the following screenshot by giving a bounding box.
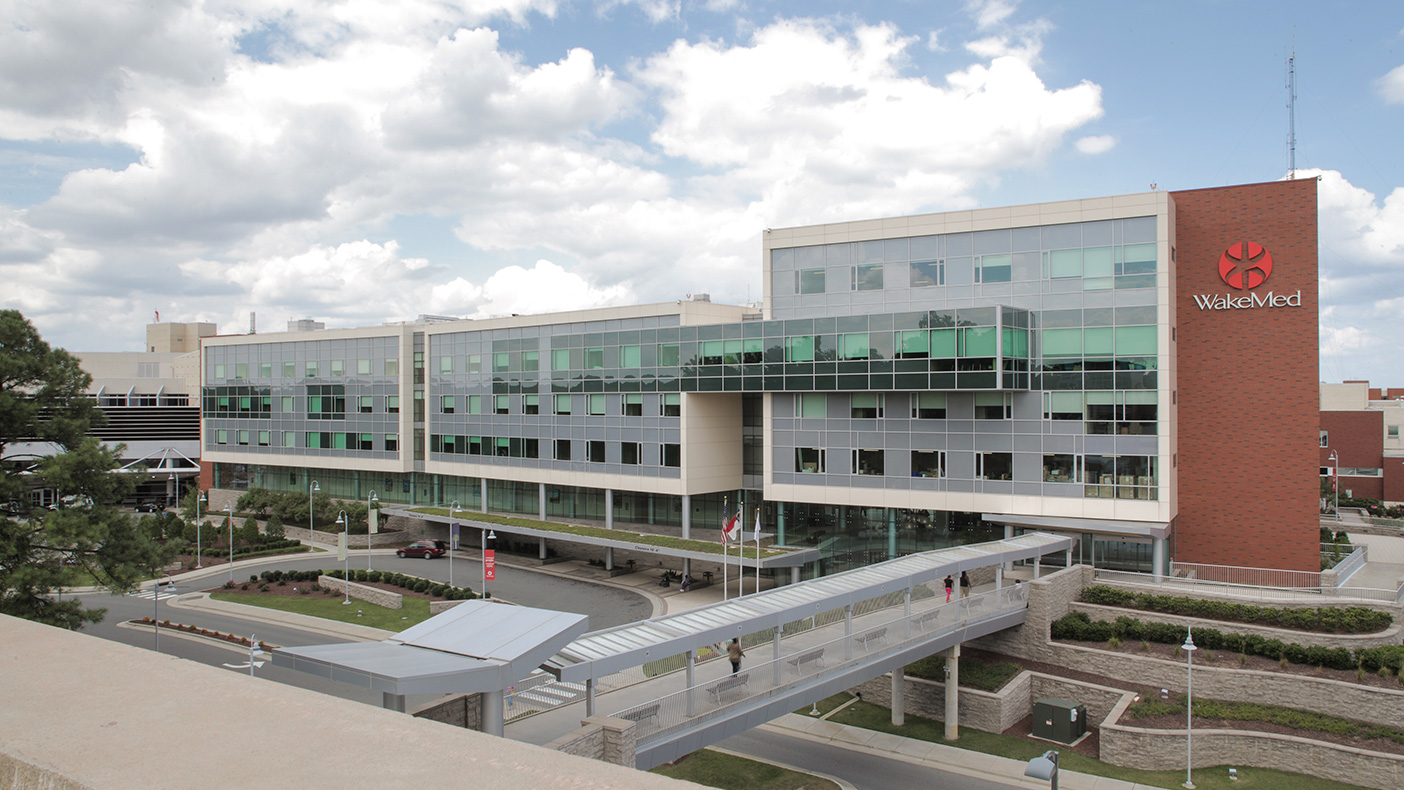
[413,579,430,593]
[367,571,382,583]
[1077,586,1391,633]
[429,584,448,598]
[1052,612,1359,671]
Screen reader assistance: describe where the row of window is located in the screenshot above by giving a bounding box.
[793,392,1011,420]
[213,358,399,380]
[207,391,401,418]
[213,429,399,452]
[794,450,1158,497]
[442,393,681,417]
[429,436,682,468]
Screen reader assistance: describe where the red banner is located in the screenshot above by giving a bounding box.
[485,549,496,581]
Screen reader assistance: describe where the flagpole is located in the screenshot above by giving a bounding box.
[722,496,729,601]
[754,507,762,596]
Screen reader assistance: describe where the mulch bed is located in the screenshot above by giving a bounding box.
[204,578,448,602]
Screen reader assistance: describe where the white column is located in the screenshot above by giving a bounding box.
[902,588,912,638]
[685,650,696,717]
[481,689,504,737]
[539,482,547,520]
[480,478,488,514]
[1003,524,1014,571]
[585,678,595,717]
[1033,555,1041,579]
[995,564,1004,589]
[944,644,961,741]
[605,489,614,530]
[538,537,547,561]
[891,668,906,726]
[844,605,854,660]
[772,624,784,686]
[680,494,692,578]
[1153,537,1166,583]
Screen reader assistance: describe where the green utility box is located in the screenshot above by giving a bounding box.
[1032,698,1087,744]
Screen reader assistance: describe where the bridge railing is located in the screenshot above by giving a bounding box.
[610,584,1028,743]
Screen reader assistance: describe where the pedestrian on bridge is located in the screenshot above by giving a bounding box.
[960,571,971,598]
[728,638,745,674]
[944,575,953,603]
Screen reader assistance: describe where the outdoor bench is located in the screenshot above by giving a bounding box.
[706,673,750,703]
[785,648,826,674]
[854,627,888,651]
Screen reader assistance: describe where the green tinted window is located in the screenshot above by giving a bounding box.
[786,336,815,362]
[1042,328,1082,357]
[1115,325,1156,355]
[930,329,957,358]
[961,326,997,357]
[1084,327,1114,355]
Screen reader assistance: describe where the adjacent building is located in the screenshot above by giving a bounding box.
[1320,381,1404,505]
[201,179,1321,577]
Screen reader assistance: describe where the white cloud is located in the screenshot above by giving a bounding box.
[1377,64,1404,105]
[965,0,1019,30]
[1075,135,1115,154]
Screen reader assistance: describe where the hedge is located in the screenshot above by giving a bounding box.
[1078,585,1391,634]
[318,569,479,601]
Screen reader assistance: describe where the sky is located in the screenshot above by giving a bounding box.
[2,0,1402,384]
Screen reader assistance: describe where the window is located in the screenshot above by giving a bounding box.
[852,263,883,291]
[797,268,825,294]
[554,439,572,461]
[259,362,272,378]
[700,341,723,366]
[358,359,371,375]
[661,393,680,417]
[896,330,929,359]
[330,360,345,376]
[851,393,883,419]
[587,440,606,463]
[620,345,641,368]
[357,433,373,451]
[523,350,539,371]
[662,443,680,468]
[283,361,296,378]
[1083,392,1157,435]
[414,391,424,421]
[911,450,944,478]
[305,361,318,377]
[360,395,373,413]
[977,452,1013,480]
[495,437,510,457]
[1043,454,1076,483]
[440,356,454,374]
[467,395,482,414]
[385,358,398,376]
[840,333,870,360]
[658,344,680,367]
[976,254,1011,283]
[214,363,226,379]
[493,352,510,373]
[585,347,604,370]
[495,395,509,415]
[216,429,228,445]
[254,430,268,446]
[468,354,482,374]
[795,448,825,473]
[441,395,456,414]
[795,393,826,418]
[387,395,400,414]
[1048,248,1081,278]
[554,394,572,415]
[1320,430,1329,448]
[524,395,539,415]
[853,449,884,476]
[785,335,815,362]
[1084,455,1157,499]
[282,431,295,448]
[281,396,294,413]
[621,442,641,465]
[1391,426,1401,439]
[623,394,643,416]
[552,349,571,371]
[588,394,606,415]
[910,259,944,287]
[235,363,248,379]
[975,392,1011,420]
[1045,392,1082,421]
[911,393,946,419]
[468,436,484,455]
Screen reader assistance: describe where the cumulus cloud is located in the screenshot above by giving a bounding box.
[1075,134,1115,154]
[1377,64,1404,104]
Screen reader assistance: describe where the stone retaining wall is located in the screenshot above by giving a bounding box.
[850,672,1017,734]
[1068,601,1403,650]
[545,716,637,767]
[1094,576,1401,616]
[430,600,468,615]
[410,693,483,731]
[318,575,403,609]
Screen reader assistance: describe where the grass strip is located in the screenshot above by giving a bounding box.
[824,698,1377,790]
[1128,692,1404,745]
[209,591,434,630]
[408,507,787,559]
[651,748,840,790]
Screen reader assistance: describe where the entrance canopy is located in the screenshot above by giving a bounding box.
[272,601,589,696]
[983,512,1171,540]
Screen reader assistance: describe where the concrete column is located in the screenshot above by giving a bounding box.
[772,624,784,686]
[792,566,802,585]
[995,564,1004,589]
[1033,555,1041,579]
[605,489,614,530]
[776,502,786,546]
[1153,537,1165,583]
[1003,524,1014,571]
[891,668,906,726]
[585,678,595,717]
[902,587,912,638]
[539,536,547,560]
[539,482,547,520]
[605,547,614,571]
[944,644,961,741]
[680,494,692,578]
[685,650,696,717]
[844,604,854,660]
[480,478,488,514]
[1065,547,1073,568]
[481,689,504,737]
[382,692,406,712]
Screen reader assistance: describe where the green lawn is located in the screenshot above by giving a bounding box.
[651,749,839,790]
[825,698,1378,790]
[209,591,434,630]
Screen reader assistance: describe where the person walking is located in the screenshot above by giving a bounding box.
[944,574,954,603]
[727,637,745,674]
[960,571,971,599]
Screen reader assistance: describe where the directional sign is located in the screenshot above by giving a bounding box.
[485,549,496,581]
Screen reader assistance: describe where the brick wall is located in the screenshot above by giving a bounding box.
[1322,410,1385,499]
[1171,179,1320,571]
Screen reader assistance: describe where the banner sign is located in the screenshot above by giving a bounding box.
[485,549,496,581]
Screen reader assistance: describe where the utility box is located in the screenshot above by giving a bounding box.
[1032,698,1087,744]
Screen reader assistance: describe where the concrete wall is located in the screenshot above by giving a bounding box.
[318,575,403,609]
[410,693,483,731]
[544,716,638,767]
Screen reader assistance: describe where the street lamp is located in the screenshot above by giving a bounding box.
[1182,628,1198,789]
[482,528,496,599]
[226,503,235,583]
[194,490,207,568]
[1327,450,1340,521]
[1024,750,1059,790]
[337,511,350,604]
[309,480,321,547]
[153,575,176,653]
[366,491,379,572]
[448,500,460,589]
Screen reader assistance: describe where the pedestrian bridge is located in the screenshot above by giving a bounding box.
[538,532,1074,769]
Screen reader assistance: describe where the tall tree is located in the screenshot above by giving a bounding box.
[0,310,170,629]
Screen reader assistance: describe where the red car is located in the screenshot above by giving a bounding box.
[397,540,449,559]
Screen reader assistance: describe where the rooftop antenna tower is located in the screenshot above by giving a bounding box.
[1286,48,1297,179]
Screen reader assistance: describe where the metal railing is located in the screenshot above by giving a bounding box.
[1093,567,1404,604]
[1169,561,1321,589]
[608,584,1028,743]
[1330,546,1367,585]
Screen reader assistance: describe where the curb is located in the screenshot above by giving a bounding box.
[170,592,397,641]
[706,745,857,790]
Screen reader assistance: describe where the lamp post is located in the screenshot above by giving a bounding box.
[153,575,176,653]
[194,490,207,568]
[337,511,350,604]
[309,480,321,547]
[1328,450,1340,521]
[448,500,460,589]
[482,528,496,599]
[1182,628,1198,789]
[226,504,235,583]
[366,491,379,571]
[1024,750,1059,790]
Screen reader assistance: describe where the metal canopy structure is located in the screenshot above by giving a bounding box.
[545,532,1074,684]
[273,601,589,697]
[983,512,1171,540]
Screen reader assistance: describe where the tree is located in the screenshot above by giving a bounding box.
[0,310,171,629]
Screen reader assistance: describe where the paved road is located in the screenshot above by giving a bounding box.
[719,728,1024,790]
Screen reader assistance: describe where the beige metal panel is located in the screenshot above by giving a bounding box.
[680,392,743,494]
[1320,382,1369,410]
[763,482,1170,525]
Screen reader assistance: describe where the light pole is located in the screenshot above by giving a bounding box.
[226,504,235,583]
[448,500,460,589]
[1328,450,1340,521]
[366,491,379,571]
[1182,628,1197,789]
[309,480,321,547]
[482,528,496,599]
[1024,750,1059,790]
[337,511,350,604]
[194,490,207,568]
[153,575,176,653]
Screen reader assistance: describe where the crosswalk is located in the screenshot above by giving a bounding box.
[508,675,586,715]
[128,589,180,602]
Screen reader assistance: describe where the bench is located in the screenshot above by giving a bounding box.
[912,609,941,631]
[707,673,750,703]
[785,648,826,674]
[620,702,660,725]
[854,627,888,652]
